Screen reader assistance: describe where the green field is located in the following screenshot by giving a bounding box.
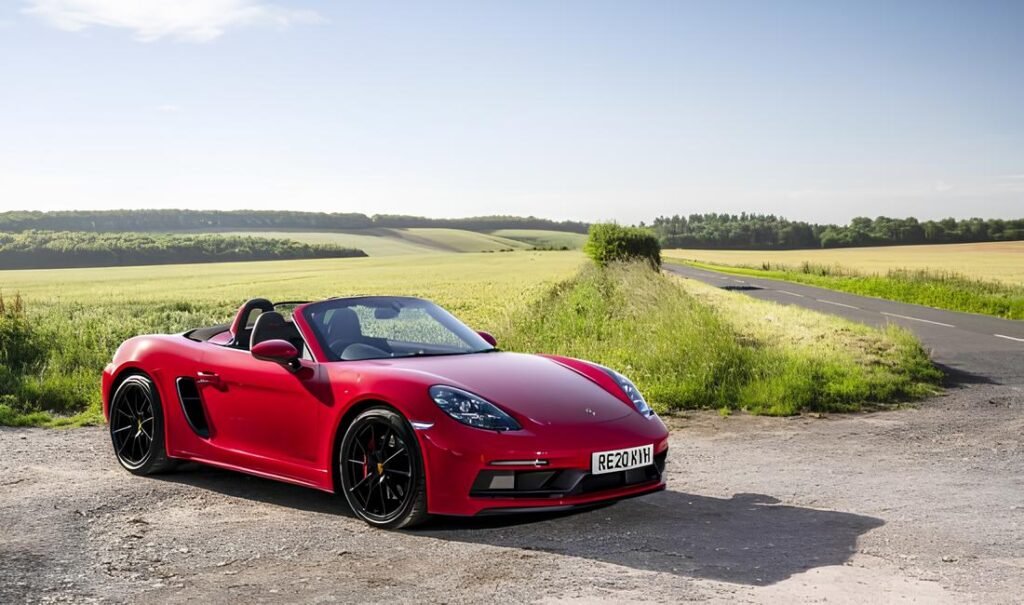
[664,241,1024,285]
[389,228,531,253]
[192,227,574,256]
[209,230,441,256]
[491,229,588,249]
[0,251,583,325]
[0,252,586,426]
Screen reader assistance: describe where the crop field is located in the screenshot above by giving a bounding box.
[490,229,588,249]
[0,251,584,425]
[1,251,584,325]
[390,228,531,252]
[197,228,575,256]
[664,241,1024,284]
[209,230,442,256]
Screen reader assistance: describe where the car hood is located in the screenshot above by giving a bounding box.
[352,352,634,426]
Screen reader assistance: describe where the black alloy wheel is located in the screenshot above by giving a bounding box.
[339,407,429,529]
[109,374,174,475]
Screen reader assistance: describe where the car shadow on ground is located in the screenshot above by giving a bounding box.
[419,490,884,586]
[152,467,883,587]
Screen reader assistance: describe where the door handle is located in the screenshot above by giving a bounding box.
[196,371,224,389]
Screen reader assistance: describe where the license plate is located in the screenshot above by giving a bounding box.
[591,444,654,475]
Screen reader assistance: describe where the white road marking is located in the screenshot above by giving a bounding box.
[994,334,1024,343]
[816,299,859,310]
[733,279,745,284]
[777,290,804,298]
[880,312,955,328]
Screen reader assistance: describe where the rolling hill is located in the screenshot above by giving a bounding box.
[194,228,584,256]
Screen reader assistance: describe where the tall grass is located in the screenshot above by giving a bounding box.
[691,260,1024,320]
[497,263,941,415]
[0,296,233,426]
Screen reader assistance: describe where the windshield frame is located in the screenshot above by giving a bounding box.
[299,296,495,362]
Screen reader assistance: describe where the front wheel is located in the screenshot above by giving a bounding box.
[109,374,175,475]
[338,407,429,529]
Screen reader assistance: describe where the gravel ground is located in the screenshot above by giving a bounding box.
[2,383,1022,604]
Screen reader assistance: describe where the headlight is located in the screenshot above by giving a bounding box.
[429,385,521,431]
[600,367,654,416]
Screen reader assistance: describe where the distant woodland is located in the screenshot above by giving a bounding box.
[0,231,366,269]
[0,210,590,235]
[647,214,1024,249]
[0,210,1020,252]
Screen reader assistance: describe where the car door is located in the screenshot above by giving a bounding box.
[196,345,326,484]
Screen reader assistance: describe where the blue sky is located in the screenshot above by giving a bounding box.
[1,1,1022,224]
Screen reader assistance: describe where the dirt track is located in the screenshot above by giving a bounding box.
[2,383,1022,604]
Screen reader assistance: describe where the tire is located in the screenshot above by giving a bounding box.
[338,406,429,529]
[109,374,175,475]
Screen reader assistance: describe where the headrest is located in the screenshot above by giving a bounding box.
[230,298,275,340]
[327,308,363,340]
[250,311,289,348]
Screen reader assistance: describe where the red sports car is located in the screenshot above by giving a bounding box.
[102,296,669,528]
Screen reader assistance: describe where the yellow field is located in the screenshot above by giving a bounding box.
[664,241,1024,284]
[1,251,584,328]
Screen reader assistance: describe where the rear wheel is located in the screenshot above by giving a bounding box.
[109,374,174,475]
[338,407,429,529]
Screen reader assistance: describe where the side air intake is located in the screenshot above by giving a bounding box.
[175,377,210,438]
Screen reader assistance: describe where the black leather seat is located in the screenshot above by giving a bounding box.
[231,298,274,349]
[327,308,363,343]
[250,311,304,352]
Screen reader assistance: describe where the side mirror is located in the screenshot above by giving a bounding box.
[477,330,497,347]
[252,339,299,366]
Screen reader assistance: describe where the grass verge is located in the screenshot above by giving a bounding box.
[497,263,941,415]
[679,260,1024,320]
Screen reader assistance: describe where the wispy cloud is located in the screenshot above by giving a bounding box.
[155,104,182,113]
[23,0,322,42]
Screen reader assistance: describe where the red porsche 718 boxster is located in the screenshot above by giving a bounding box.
[102,296,669,528]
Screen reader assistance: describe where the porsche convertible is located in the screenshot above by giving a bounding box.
[102,296,669,528]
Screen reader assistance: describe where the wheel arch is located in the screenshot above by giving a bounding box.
[107,365,150,410]
[106,366,173,447]
[328,397,410,494]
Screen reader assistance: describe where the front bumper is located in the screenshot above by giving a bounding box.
[417,410,670,517]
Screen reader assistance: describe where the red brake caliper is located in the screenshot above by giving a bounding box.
[362,432,375,480]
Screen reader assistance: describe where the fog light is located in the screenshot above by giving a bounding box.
[488,471,515,490]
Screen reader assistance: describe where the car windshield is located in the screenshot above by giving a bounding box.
[302,297,496,362]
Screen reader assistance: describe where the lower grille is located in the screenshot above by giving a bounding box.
[470,450,667,499]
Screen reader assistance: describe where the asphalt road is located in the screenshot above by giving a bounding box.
[665,263,1024,385]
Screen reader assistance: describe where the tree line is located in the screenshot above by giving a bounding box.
[0,231,367,270]
[0,210,590,235]
[3,210,1019,250]
[647,214,1024,249]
